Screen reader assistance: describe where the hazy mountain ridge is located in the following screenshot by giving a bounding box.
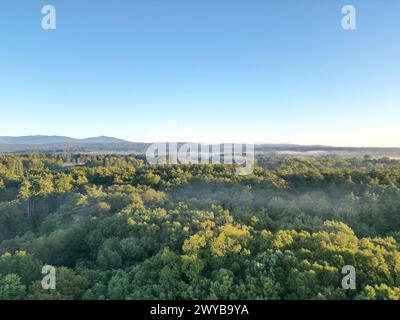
[1,135,400,157]
[0,135,129,145]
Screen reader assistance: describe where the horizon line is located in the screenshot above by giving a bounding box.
[1,134,400,149]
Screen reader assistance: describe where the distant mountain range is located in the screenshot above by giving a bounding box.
[1,135,400,158]
[0,135,128,145]
[0,135,149,154]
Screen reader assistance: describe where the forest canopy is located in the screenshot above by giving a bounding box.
[0,154,400,300]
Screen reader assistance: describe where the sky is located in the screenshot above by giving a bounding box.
[0,0,399,146]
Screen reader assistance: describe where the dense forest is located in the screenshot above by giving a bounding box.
[0,154,400,300]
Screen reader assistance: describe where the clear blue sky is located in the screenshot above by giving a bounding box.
[1,0,399,146]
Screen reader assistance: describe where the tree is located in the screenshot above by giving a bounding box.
[0,274,26,300]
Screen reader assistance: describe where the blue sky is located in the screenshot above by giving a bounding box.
[0,0,399,146]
